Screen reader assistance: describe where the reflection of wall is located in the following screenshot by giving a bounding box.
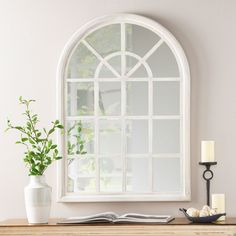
[1,0,236,219]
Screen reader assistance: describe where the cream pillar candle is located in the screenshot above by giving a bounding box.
[212,194,225,221]
[201,141,215,162]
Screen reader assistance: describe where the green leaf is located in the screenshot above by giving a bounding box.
[21,137,28,142]
[55,156,62,160]
[48,128,55,135]
[57,125,64,129]
[29,139,35,144]
[79,144,84,151]
[51,144,57,149]
[48,140,52,147]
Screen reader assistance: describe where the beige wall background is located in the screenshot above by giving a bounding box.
[0,0,236,220]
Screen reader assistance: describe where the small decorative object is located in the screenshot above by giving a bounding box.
[199,140,217,206]
[186,208,199,217]
[199,161,217,205]
[6,97,64,224]
[201,141,215,162]
[212,194,226,221]
[179,207,226,223]
[199,209,209,217]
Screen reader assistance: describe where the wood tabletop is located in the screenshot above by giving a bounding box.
[1,218,236,226]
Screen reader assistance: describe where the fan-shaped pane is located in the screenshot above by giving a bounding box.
[147,42,179,77]
[98,56,121,78]
[67,43,99,78]
[86,24,121,57]
[126,23,160,57]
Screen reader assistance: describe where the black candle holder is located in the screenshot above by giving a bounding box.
[199,162,217,206]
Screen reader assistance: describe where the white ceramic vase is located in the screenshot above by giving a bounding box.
[24,175,51,224]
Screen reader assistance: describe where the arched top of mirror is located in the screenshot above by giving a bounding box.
[58,14,190,82]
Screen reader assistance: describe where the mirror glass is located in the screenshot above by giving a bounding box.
[153,81,180,115]
[126,82,148,115]
[67,82,94,116]
[99,120,121,155]
[153,158,181,192]
[126,24,160,57]
[147,42,179,77]
[86,24,121,57]
[100,157,123,192]
[67,44,99,78]
[153,120,180,154]
[126,158,149,192]
[98,82,121,116]
[126,120,148,154]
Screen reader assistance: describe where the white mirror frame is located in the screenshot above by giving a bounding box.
[57,14,190,202]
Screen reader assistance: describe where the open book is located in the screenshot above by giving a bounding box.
[58,212,174,224]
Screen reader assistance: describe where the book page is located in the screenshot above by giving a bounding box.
[116,213,174,223]
[120,213,172,219]
[58,212,118,224]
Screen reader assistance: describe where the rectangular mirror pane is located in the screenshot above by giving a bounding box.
[67,82,94,116]
[99,82,121,116]
[126,120,148,154]
[100,157,122,192]
[67,120,94,155]
[74,178,96,192]
[100,177,122,192]
[153,81,180,115]
[100,157,122,177]
[67,157,96,193]
[126,82,148,115]
[153,158,181,192]
[126,158,149,193]
[153,120,180,153]
[99,120,121,154]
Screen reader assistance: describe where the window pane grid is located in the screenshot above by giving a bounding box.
[65,22,184,196]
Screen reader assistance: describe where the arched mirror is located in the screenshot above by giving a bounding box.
[57,14,190,202]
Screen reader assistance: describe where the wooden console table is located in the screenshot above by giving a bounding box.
[1,218,236,236]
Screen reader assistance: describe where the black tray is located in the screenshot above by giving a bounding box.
[179,208,226,223]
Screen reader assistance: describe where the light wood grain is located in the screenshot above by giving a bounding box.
[1,219,236,236]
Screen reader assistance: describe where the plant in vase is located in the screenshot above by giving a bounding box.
[67,121,95,192]
[6,97,63,224]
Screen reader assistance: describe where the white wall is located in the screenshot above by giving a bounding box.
[1,0,236,220]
